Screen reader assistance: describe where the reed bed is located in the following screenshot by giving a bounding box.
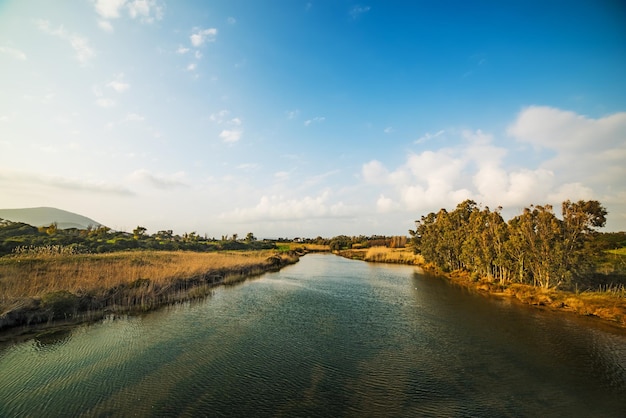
[339,247,424,265]
[0,250,298,330]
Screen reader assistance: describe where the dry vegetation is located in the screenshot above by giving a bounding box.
[338,247,424,265]
[338,246,626,328]
[0,250,298,331]
[443,269,626,327]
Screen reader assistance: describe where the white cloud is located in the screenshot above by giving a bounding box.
[350,5,371,19]
[94,0,163,24]
[304,116,325,126]
[0,46,27,60]
[0,168,133,195]
[286,109,300,119]
[35,19,95,65]
[98,20,114,32]
[220,129,243,143]
[129,169,187,189]
[177,45,190,54]
[190,28,217,47]
[194,50,202,59]
[229,117,242,126]
[508,106,626,188]
[210,110,229,123]
[359,107,626,230]
[376,195,396,213]
[127,0,164,23]
[125,113,144,121]
[221,191,351,222]
[186,63,196,71]
[415,129,445,143]
[94,0,127,19]
[107,80,130,92]
[95,98,116,108]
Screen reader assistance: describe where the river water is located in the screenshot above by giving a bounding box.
[1,254,625,417]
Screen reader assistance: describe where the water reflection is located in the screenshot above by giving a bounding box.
[0,254,624,417]
[33,328,73,351]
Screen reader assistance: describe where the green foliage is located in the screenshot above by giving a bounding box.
[41,291,79,319]
[0,219,274,257]
[410,199,610,290]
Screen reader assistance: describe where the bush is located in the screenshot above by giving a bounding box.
[41,291,79,319]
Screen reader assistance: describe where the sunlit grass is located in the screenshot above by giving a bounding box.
[0,250,298,320]
[338,247,424,265]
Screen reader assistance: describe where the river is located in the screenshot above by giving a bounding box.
[1,254,625,417]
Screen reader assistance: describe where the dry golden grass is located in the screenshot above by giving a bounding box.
[278,242,330,252]
[0,250,293,305]
[339,247,424,265]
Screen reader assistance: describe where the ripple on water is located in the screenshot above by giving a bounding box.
[0,254,625,417]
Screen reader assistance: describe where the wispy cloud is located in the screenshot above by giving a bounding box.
[130,169,187,189]
[176,45,190,54]
[95,98,116,108]
[220,191,352,222]
[94,0,164,28]
[0,46,27,60]
[220,129,243,143]
[125,113,145,122]
[415,129,445,143]
[35,19,95,65]
[350,5,371,19]
[209,110,229,123]
[190,28,218,47]
[0,168,134,195]
[98,20,114,32]
[94,0,127,19]
[107,74,130,92]
[304,116,325,126]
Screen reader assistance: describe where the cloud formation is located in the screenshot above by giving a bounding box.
[190,28,217,47]
[221,192,351,223]
[130,169,187,189]
[0,169,133,195]
[35,19,95,65]
[0,46,27,60]
[94,0,164,27]
[362,107,626,226]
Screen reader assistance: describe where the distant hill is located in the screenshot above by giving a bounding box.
[0,207,102,230]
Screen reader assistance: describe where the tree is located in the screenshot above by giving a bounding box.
[245,232,257,243]
[133,226,147,240]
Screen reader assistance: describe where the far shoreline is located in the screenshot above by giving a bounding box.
[0,250,300,340]
[336,247,626,330]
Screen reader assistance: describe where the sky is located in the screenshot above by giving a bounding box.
[0,0,625,238]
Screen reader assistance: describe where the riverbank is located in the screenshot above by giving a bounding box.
[0,250,299,335]
[339,248,626,328]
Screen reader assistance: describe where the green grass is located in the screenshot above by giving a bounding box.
[607,248,626,256]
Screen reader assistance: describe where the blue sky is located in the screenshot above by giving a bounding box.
[1,0,625,237]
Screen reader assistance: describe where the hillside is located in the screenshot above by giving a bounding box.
[0,207,102,230]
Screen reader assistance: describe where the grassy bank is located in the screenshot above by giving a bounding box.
[0,250,299,332]
[339,247,626,328]
[444,269,626,328]
[338,247,424,265]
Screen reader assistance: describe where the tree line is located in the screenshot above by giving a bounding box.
[0,220,273,257]
[409,199,624,290]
